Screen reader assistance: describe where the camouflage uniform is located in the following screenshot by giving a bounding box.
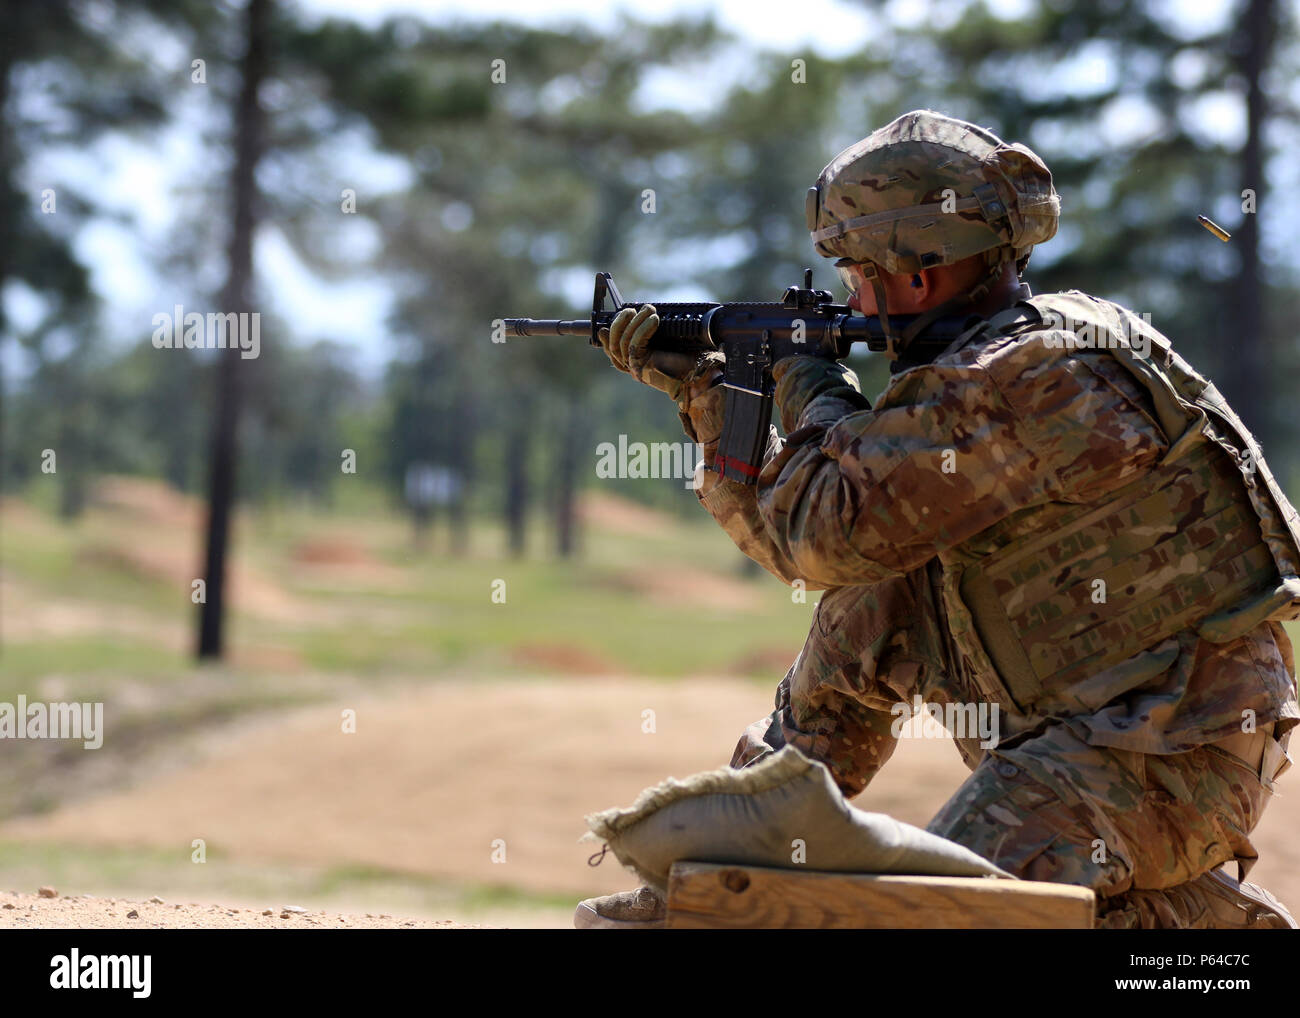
[686,299,1298,927]
[673,114,1300,929]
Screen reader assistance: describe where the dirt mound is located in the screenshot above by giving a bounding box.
[77,536,302,623]
[0,890,473,929]
[0,576,188,649]
[78,542,200,586]
[92,476,203,527]
[291,537,377,566]
[509,643,623,675]
[600,565,761,612]
[287,535,412,593]
[229,645,308,673]
[577,491,681,536]
[0,496,63,533]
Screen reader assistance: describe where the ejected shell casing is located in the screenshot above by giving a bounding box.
[1197,215,1231,242]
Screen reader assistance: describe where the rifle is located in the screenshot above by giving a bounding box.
[504,270,983,484]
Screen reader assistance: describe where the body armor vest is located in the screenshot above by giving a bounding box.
[938,292,1300,717]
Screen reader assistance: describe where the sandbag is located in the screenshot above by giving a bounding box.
[583,746,1012,895]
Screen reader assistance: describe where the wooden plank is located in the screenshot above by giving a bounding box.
[665,861,1095,929]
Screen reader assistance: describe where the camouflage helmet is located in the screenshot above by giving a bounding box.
[805,110,1060,276]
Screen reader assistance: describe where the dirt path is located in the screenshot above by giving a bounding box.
[0,890,473,929]
[1,676,773,898]
[2,675,1296,926]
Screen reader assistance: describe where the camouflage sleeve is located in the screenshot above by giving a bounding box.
[752,339,1169,589]
[692,429,817,587]
[682,363,869,589]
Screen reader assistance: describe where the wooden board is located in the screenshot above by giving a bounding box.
[665,861,1096,929]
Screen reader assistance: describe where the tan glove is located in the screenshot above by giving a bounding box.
[597,304,712,401]
[772,355,870,434]
[676,356,726,457]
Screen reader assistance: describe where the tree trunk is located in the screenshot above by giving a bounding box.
[0,24,14,505]
[0,36,16,658]
[449,389,473,555]
[197,0,268,660]
[1224,0,1274,449]
[554,401,581,558]
[504,403,529,557]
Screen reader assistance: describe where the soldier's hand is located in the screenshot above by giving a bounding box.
[773,355,871,434]
[598,304,703,399]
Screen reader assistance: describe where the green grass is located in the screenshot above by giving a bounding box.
[3,483,811,683]
[0,483,804,824]
[0,841,579,927]
[275,549,809,678]
[0,638,189,687]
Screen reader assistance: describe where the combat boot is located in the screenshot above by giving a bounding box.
[1190,867,1298,928]
[1099,866,1298,929]
[573,886,666,929]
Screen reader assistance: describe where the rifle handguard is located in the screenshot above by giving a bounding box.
[505,270,986,487]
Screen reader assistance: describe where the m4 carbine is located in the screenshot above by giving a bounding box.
[504,270,982,484]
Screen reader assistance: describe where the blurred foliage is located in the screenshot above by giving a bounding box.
[3,0,1299,546]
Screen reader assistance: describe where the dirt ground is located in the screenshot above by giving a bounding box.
[0,890,473,929]
[2,675,1296,928]
[0,677,770,899]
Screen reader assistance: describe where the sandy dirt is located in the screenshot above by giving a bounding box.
[0,890,473,929]
[577,491,687,536]
[2,675,1296,927]
[0,677,771,898]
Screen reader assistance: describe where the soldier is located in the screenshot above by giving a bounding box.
[576,110,1298,930]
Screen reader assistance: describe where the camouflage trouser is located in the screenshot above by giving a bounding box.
[730,563,1288,929]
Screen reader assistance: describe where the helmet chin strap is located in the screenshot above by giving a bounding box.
[862,266,899,358]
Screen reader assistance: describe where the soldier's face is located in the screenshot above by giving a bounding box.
[837,259,921,314]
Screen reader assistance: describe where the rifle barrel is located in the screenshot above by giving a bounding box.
[503,318,590,337]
